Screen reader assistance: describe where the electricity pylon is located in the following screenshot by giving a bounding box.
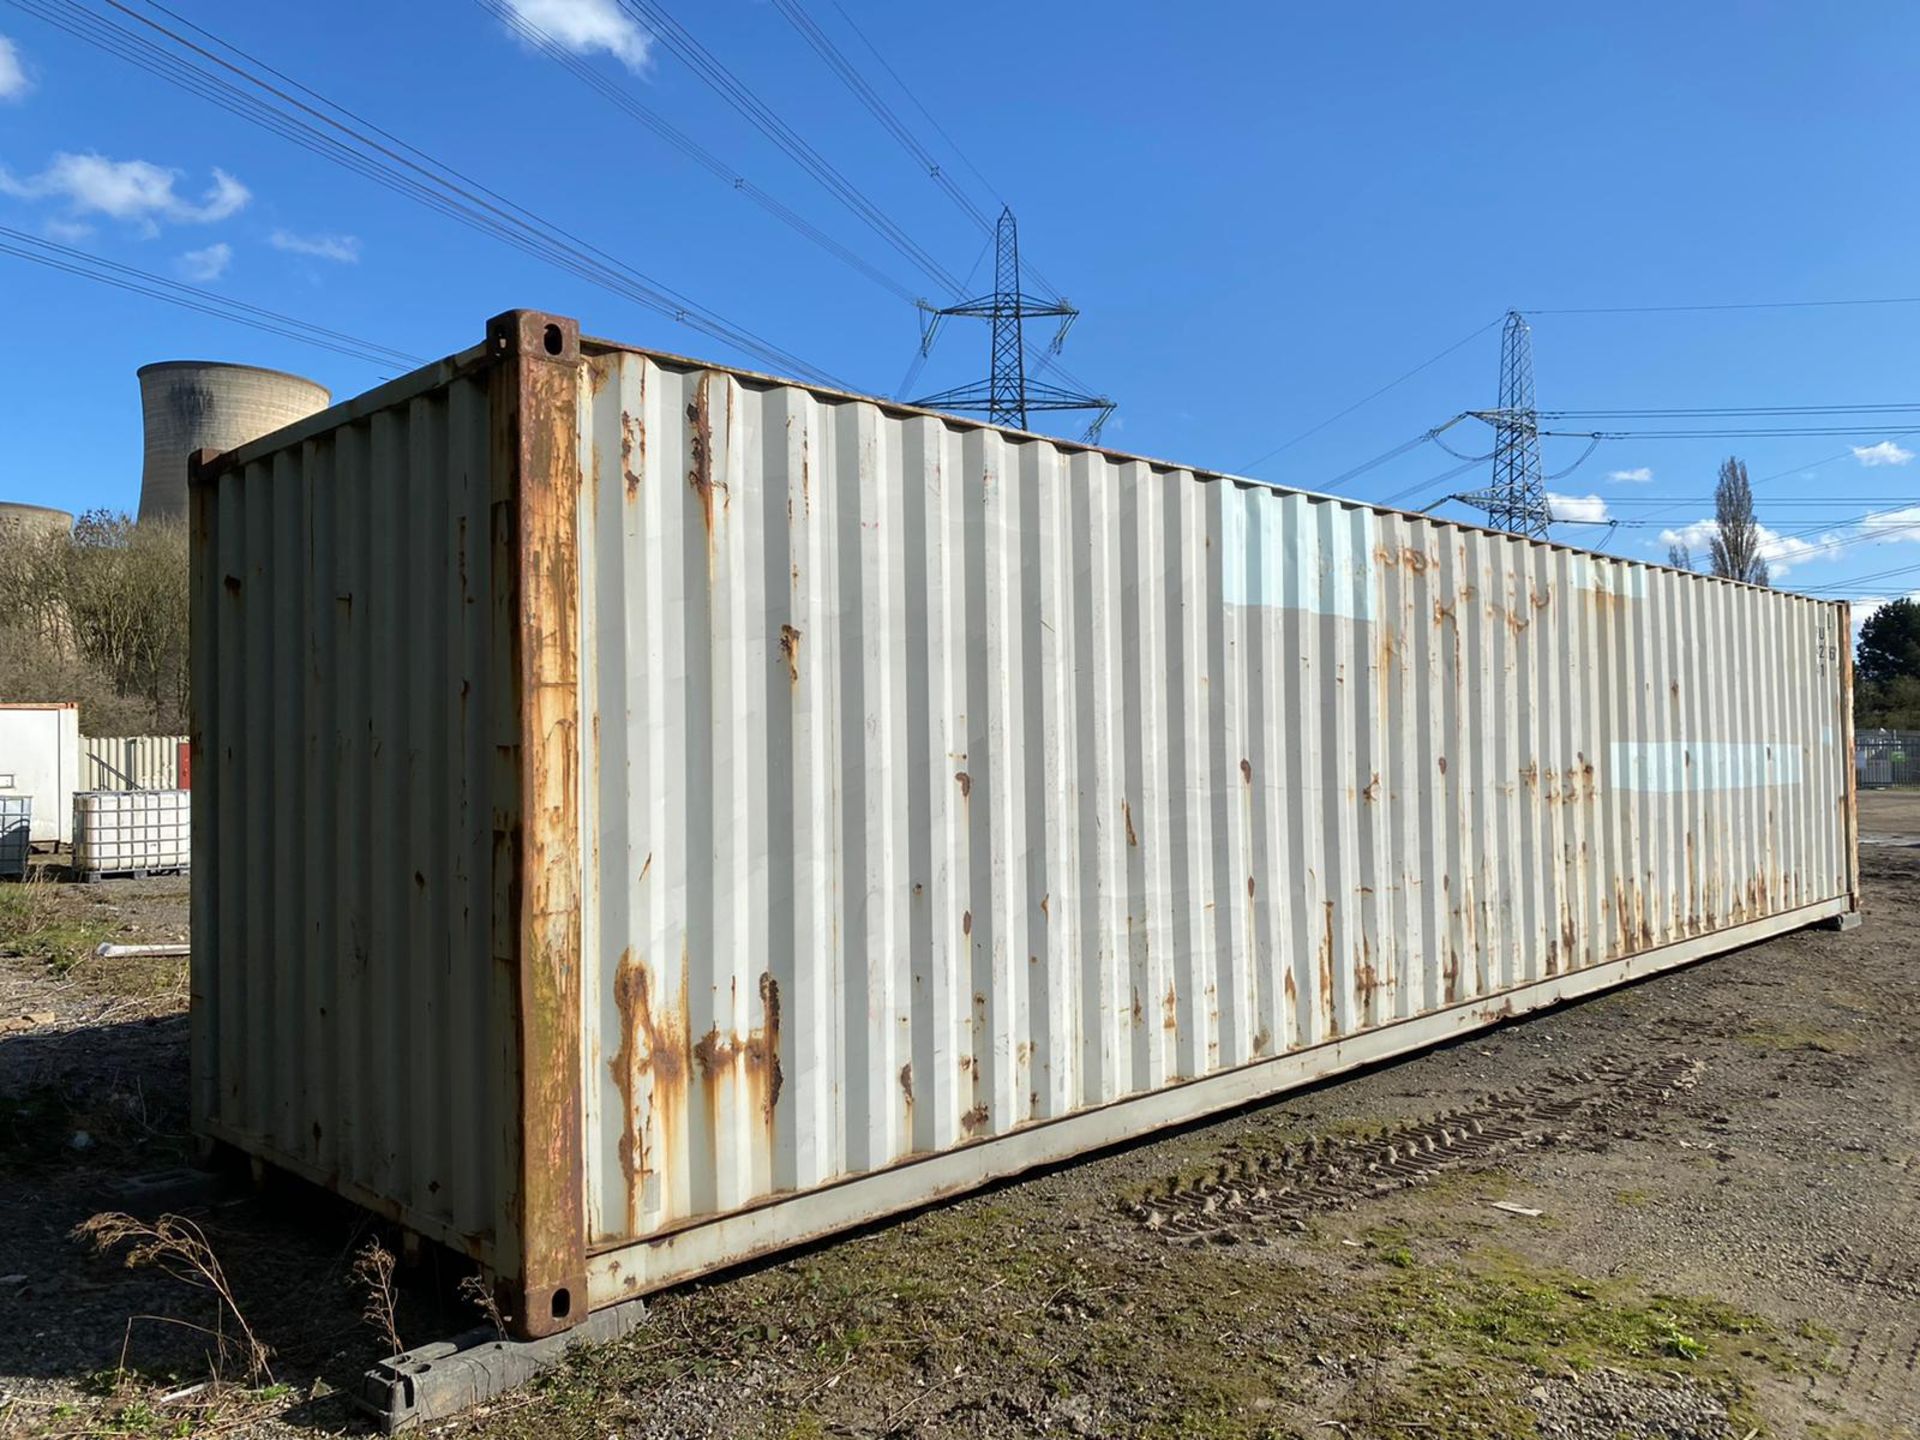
[1456,310,1552,537]
[909,207,1114,441]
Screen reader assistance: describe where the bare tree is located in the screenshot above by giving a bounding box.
[1708,457,1769,585]
[1666,543,1694,571]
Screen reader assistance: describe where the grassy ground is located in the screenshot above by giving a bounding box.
[0,876,117,977]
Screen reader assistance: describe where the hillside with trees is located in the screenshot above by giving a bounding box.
[0,511,188,735]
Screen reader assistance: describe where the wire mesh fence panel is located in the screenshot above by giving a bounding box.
[1856,730,1920,787]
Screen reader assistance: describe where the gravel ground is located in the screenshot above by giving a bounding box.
[1,801,1915,1440]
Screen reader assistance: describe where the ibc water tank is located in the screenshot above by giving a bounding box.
[137,361,331,524]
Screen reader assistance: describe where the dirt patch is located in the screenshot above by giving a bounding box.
[0,823,1915,1438]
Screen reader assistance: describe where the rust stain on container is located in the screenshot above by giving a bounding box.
[621,410,644,502]
[686,378,725,540]
[778,624,802,685]
[610,948,689,1237]
[1122,799,1137,847]
[1318,902,1336,1034]
[955,770,971,798]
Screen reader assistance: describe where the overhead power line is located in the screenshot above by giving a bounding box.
[768,0,994,234]
[610,0,968,299]
[1238,316,1504,474]
[10,0,847,387]
[1544,403,1920,419]
[1531,295,1920,316]
[822,1,1006,213]
[766,0,1066,305]
[1801,556,1920,593]
[1543,426,1920,439]
[474,0,918,304]
[0,224,423,369]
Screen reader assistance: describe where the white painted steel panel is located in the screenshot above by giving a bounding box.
[0,703,80,844]
[82,735,187,791]
[572,349,1855,1290]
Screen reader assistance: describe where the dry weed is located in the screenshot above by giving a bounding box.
[352,1237,405,1357]
[459,1271,512,1340]
[73,1210,273,1385]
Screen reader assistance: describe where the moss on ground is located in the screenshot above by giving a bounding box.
[466,1189,1809,1440]
[1737,1023,1863,1056]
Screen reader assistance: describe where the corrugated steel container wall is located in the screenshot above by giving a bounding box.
[82,735,187,791]
[192,313,1857,1335]
[572,348,1854,1300]
[191,350,510,1268]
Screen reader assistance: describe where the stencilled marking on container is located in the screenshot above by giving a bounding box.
[1222,485,1376,621]
[1610,742,1804,792]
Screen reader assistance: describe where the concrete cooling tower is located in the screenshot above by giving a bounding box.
[137,361,331,524]
[0,502,75,542]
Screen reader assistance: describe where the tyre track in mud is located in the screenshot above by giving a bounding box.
[1813,1153,1920,1420]
[1128,1053,1705,1243]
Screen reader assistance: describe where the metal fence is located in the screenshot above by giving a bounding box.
[81,735,187,791]
[1856,730,1920,787]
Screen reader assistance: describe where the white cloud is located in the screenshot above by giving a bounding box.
[0,152,248,230]
[42,217,91,243]
[1853,440,1914,467]
[177,241,231,281]
[1856,505,1920,545]
[1606,466,1653,483]
[1656,518,1839,579]
[1657,501,1920,582]
[1852,591,1920,629]
[1547,491,1609,523]
[499,0,651,71]
[0,36,29,102]
[270,228,360,263]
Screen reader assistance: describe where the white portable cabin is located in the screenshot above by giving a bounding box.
[0,703,81,846]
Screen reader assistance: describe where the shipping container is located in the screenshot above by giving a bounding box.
[73,789,190,879]
[190,311,1859,1338]
[0,702,81,845]
[82,734,190,792]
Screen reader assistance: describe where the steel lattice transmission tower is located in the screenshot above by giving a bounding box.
[1457,310,1551,537]
[910,207,1114,440]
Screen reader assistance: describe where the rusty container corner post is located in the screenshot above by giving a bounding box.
[485,310,589,1336]
[1839,601,1860,915]
[184,444,224,1158]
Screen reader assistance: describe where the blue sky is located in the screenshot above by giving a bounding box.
[4,2,1920,612]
